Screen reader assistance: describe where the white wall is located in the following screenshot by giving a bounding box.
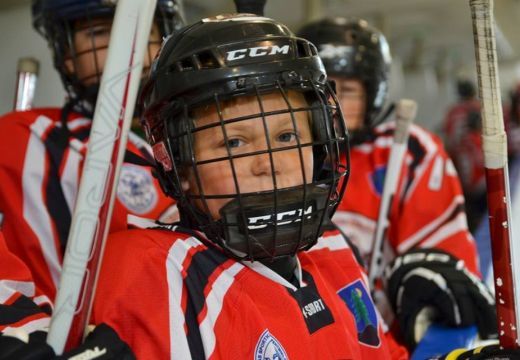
[0,3,65,115]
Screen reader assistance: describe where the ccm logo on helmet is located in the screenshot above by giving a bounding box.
[247,205,313,230]
[318,44,353,59]
[226,44,290,62]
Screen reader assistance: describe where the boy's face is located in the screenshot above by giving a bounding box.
[186,91,314,220]
[330,76,366,131]
[65,17,162,86]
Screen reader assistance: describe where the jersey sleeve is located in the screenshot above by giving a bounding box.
[0,111,64,299]
[390,129,479,275]
[0,232,51,334]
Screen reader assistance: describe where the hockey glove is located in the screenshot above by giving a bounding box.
[0,330,54,360]
[385,249,497,349]
[432,344,520,360]
[0,323,135,360]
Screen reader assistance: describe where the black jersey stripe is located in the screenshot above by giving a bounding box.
[0,295,50,326]
[43,127,73,251]
[75,127,90,142]
[184,247,228,317]
[180,231,229,359]
[184,294,206,360]
[402,135,427,200]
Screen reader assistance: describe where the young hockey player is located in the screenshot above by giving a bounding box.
[442,79,484,231]
[0,0,183,305]
[90,13,409,359]
[298,18,496,349]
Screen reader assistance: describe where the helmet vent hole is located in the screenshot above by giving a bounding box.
[309,44,318,56]
[179,57,195,72]
[296,40,309,58]
[197,50,220,70]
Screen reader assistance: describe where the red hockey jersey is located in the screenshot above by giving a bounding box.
[0,231,51,333]
[441,99,485,194]
[92,228,408,359]
[0,108,175,300]
[334,121,479,274]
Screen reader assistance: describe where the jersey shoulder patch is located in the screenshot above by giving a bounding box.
[254,329,289,360]
[337,279,381,348]
[117,164,158,215]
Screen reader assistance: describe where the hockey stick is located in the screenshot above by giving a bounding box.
[13,57,39,111]
[470,0,519,348]
[46,0,157,354]
[368,99,417,289]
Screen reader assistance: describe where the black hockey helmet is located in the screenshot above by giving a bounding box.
[32,0,185,116]
[456,79,476,100]
[141,14,350,261]
[298,18,391,130]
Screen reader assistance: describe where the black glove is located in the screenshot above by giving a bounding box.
[432,344,520,359]
[0,324,135,360]
[385,249,497,349]
[0,330,54,360]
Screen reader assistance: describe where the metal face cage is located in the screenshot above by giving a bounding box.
[147,77,350,261]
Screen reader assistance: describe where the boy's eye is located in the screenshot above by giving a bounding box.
[277,132,298,143]
[226,138,244,149]
[86,25,111,37]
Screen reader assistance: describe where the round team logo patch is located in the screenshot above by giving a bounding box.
[254,329,288,360]
[117,164,158,215]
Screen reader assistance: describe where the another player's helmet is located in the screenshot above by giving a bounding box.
[298,18,392,129]
[32,0,184,116]
[457,79,476,100]
[141,14,350,261]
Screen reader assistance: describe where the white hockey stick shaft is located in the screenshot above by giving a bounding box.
[47,0,157,354]
[13,57,39,111]
[470,0,519,348]
[368,99,417,287]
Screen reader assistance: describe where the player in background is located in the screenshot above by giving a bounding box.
[298,18,496,349]
[0,0,182,341]
[441,79,485,232]
[90,14,410,359]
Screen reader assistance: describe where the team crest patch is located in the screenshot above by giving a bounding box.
[117,164,158,215]
[337,280,381,347]
[254,329,288,360]
[370,166,386,195]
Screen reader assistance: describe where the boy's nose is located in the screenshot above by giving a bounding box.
[251,152,279,178]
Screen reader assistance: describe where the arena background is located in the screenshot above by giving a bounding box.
[0,0,519,132]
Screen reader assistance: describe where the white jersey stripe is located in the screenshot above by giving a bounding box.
[66,118,91,131]
[24,116,61,286]
[200,262,244,358]
[166,236,202,360]
[2,316,50,334]
[0,280,35,303]
[33,295,53,308]
[418,212,470,249]
[397,195,465,253]
[308,233,350,252]
[59,147,82,212]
